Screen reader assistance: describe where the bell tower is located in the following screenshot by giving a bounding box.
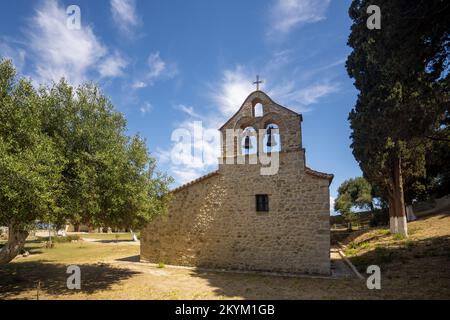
[218,90,304,167]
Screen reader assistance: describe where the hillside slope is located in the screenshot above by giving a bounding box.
[342,213,450,299]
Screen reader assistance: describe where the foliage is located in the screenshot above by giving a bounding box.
[42,235,81,243]
[334,177,374,224]
[346,0,449,229]
[0,59,172,263]
[0,60,63,229]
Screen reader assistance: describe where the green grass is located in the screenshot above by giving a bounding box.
[14,239,139,264]
[393,233,407,241]
[344,241,370,256]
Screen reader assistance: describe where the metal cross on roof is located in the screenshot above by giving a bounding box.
[253,75,263,91]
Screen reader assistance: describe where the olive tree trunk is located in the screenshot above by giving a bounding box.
[0,224,29,264]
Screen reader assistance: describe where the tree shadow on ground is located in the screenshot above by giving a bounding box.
[91,240,137,243]
[349,234,450,272]
[188,235,450,299]
[345,234,450,299]
[0,261,140,299]
[188,268,365,299]
[116,255,140,262]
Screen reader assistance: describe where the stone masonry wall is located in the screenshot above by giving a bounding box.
[141,151,331,275]
[141,91,331,275]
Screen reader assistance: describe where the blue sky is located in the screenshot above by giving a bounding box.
[0,0,363,211]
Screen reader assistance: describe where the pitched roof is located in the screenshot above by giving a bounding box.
[171,170,220,194]
[219,90,301,130]
[305,166,334,185]
[170,166,333,194]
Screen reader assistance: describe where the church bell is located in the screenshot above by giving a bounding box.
[244,135,253,149]
[266,126,277,147]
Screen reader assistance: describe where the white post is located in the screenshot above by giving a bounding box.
[130,229,138,242]
[406,205,416,221]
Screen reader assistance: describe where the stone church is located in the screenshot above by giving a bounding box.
[141,90,333,275]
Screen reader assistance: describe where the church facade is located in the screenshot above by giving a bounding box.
[141,90,333,275]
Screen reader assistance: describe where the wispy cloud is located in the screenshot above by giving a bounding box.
[26,0,107,85]
[0,40,26,71]
[211,64,339,114]
[210,65,254,118]
[110,0,140,35]
[175,104,202,118]
[269,0,332,35]
[171,168,205,185]
[131,52,178,90]
[156,117,221,185]
[23,0,131,86]
[159,60,339,186]
[98,51,128,78]
[140,102,153,114]
[297,82,339,105]
[269,80,339,111]
[131,81,147,89]
[147,52,166,80]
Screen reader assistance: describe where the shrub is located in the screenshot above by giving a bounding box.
[52,235,81,243]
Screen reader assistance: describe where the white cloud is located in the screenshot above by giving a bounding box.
[147,52,166,79]
[110,0,140,35]
[159,55,340,186]
[267,80,338,112]
[140,102,153,114]
[131,81,147,89]
[171,168,206,185]
[98,52,128,78]
[330,196,336,214]
[210,65,254,118]
[156,116,221,187]
[24,0,130,85]
[211,65,338,115]
[131,52,178,90]
[175,104,201,118]
[269,0,332,34]
[26,0,107,85]
[296,83,338,105]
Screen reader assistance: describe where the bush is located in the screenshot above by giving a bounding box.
[47,235,81,243]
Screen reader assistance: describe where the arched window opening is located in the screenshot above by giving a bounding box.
[241,127,257,155]
[254,103,263,117]
[263,123,281,153]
